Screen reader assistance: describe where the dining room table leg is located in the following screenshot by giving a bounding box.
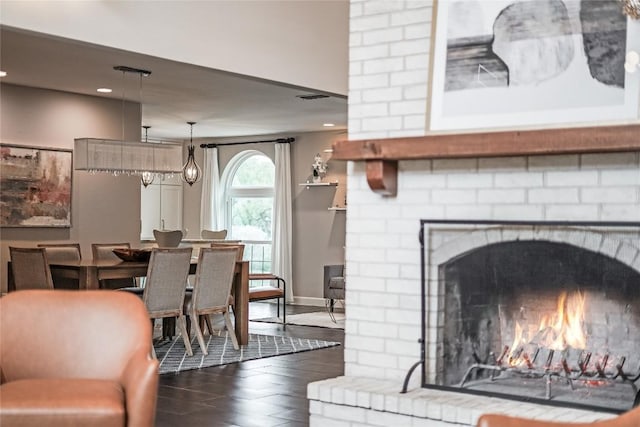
[234,261,249,346]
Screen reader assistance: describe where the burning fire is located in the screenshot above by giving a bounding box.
[508,291,587,367]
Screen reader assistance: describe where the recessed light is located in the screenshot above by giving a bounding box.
[97,88,112,93]
[323,123,335,127]
[0,71,7,77]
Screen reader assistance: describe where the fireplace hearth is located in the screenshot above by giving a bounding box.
[410,220,640,413]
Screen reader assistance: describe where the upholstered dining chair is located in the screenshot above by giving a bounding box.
[0,289,159,427]
[477,406,640,427]
[91,242,136,289]
[153,229,184,248]
[141,247,194,357]
[8,247,54,291]
[37,243,81,289]
[201,229,228,240]
[184,247,240,355]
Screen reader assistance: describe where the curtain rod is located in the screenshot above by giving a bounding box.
[200,137,294,149]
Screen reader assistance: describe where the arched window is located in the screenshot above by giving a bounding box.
[221,150,274,274]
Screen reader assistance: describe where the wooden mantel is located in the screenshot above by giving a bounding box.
[331,124,640,196]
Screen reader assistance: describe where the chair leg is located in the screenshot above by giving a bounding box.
[204,314,215,335]
[223,311,240,350]
[281,277,286,326]
[191,312,208,356]
[176,315,193,356]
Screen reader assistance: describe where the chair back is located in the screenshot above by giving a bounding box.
[192,247,238,312]
[0,290,154,381]
[143,248,192,316]
[37,243,82,262]
[201,229,228,240]
[91,242,135,289]
[210,242,245,261]
[92,242,131,261]
[153,229,184,248]
[9,247,54,290]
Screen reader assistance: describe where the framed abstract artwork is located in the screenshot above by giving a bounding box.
[0,144,72,227]
[429,0,640,131]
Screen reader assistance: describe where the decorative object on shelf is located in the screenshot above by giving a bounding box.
[311,153,327,183]
[0,144,72,227]
[74,66,183,176]
[140,125,154,187]
[182,121,201,186]
[626,50,640,73]
[621,0,640,19]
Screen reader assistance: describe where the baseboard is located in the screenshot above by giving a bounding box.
[291,296,328,307]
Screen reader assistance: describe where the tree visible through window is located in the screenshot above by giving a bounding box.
[224,151,274,274]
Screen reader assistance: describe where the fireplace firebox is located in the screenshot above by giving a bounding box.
[405,220,640,414]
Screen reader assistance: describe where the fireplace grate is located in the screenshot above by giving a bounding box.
[459,346,640,401]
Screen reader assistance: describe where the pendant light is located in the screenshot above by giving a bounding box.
[140,125,155,187]
[182,121,201,186]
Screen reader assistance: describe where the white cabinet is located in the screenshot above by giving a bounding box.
[140,176,183,239]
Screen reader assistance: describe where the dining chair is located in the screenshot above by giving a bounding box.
[142,247,194,356]
[210,241,244,260]
[184,247,240,355]
[37,243,81,289]
[153,229,184,248]
[91,242,136,289]
[201,229,228,240]
[8,247,54,291]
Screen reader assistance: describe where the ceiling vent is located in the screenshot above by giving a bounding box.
[296,94,330,100]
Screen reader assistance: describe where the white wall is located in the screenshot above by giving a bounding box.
[0,84,142,291]
[0,0,349,95]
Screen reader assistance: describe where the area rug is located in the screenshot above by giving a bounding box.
[155,331,340,374]
[252,311,345,329]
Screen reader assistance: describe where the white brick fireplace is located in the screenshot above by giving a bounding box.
[308,1,640,426]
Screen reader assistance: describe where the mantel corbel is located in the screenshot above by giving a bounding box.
[331,124,640,196]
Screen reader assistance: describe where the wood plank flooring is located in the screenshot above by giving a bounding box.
[155,302,344,427]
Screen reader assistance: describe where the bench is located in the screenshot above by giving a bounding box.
[248,273,286,325]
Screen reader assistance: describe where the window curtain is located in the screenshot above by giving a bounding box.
[273,143,293,302]
[199,147,223,234]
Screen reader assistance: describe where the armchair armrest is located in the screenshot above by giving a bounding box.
[120,349,159,427]
[477,408,639,427]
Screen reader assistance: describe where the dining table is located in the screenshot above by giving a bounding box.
[9,258,251,346]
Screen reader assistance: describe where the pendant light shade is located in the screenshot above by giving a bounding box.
[182,121,201,186]
[140,125,155,187]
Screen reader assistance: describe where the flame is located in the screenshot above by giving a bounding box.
[507,291,587,366]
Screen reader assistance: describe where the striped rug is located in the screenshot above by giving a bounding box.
[155,331,340,374]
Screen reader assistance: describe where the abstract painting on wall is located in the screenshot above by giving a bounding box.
[0,144,72,227]
[429,0,640,131]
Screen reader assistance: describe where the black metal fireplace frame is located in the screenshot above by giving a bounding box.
[401,219,640,414]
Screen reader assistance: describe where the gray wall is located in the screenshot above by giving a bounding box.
[0,84,141,291]
[0,83,346,300]
[183,131,347,301]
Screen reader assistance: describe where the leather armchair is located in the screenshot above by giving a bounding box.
[0,290,159,427]
[477,406,640,427]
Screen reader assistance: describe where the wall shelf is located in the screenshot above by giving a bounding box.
[299,181,339,188]
[328,207,347,211]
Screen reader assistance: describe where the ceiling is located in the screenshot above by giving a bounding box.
[0,27,348,141]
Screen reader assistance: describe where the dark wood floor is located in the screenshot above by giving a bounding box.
[155,302,344,427]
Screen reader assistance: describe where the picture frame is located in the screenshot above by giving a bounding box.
[0,144,73,227]
[429,0,640,131]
